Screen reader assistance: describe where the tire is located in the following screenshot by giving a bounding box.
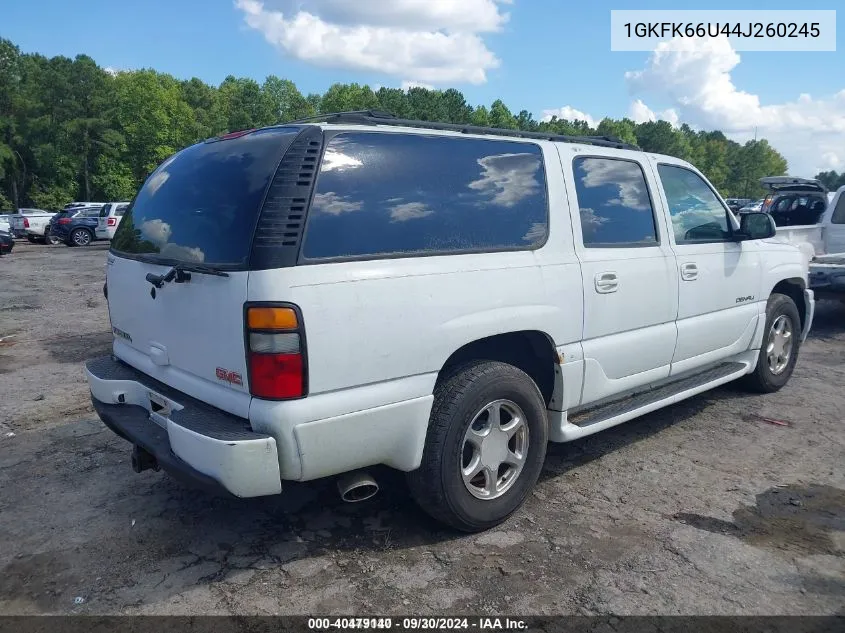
[69,228,93,247]
[741,293,802,393]
[407,360,548,532]
[26,235,37,243]
[44,228,60,245]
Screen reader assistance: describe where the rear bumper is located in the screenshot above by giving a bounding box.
[86,356,282,497]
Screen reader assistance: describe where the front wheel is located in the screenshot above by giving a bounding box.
[408,361,548,532]
[742,293,802,393]
[69,228,93,247]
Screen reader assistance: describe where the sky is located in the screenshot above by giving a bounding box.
[2,0,844,176]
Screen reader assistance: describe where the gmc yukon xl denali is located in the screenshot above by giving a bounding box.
[87,112,814,532]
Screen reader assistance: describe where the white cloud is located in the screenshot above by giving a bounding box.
[234,0,505,85]
[290,0,510,32]
[401,80,435,91]
[310,191,363,215]
[320,147,363,172]
[389,201,433,222]
[625,35,845,175]
[468,152,542,207]
[539,106,596,128]
[628,99,679,127]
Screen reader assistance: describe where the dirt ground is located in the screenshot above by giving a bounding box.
[0,240,843,616]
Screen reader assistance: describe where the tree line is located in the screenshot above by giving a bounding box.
[0,38,803,211]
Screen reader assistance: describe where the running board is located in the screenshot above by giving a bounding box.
[548,361,750,443]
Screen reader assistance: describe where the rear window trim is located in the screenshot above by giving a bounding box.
[110,126,305,271]
[296,129,551,265]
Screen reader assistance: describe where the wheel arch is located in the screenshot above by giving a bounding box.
[436,330,560,407]
[771,277,807,331]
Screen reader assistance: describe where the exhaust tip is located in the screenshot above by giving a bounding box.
[337,471,379,503]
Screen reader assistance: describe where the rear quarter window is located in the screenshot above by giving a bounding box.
[111,127,301,267]
[301,133,549,261]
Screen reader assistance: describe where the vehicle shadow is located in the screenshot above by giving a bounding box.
[1,383,744,614]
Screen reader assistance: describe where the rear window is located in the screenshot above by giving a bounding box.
[301,132,548,261]
[111,127,301,267]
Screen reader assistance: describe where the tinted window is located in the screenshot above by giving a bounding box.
[115,204,129,217]
[301,133,548,260]
[99,205,111,218]
[111,127,301,267]
[571,157,658,247]
[832,194,845,224]
[83,208,102,218]
[657,164,731,243]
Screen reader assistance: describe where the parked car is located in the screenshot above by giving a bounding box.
[47,205,103,246]
[760,177,828,227]
[739,199,764,213]
[0,229,13,255]
[725,198,752,213]
[8,208,56,241]
[86,112,813,532]
[0,214,10,233]
[95,202,131,241]
[63,201,104,211]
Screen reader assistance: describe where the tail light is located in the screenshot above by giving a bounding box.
[58,218,72,225]
[23,218,29,228]
[107,217,117,226]
[245,305,307,399]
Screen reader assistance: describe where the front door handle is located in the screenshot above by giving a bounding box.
[595,271,618,294]
[681,262,699,281]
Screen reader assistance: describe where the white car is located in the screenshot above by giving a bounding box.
[9,208,56,242]
[96,202,131,240]
[86,113,814,532]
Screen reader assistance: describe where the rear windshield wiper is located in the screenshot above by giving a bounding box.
[145,263,229,288]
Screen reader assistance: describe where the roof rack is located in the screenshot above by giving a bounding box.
[287,110,641,151]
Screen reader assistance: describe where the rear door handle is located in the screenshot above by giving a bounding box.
[595,271,618,294]
[681,262,699,281]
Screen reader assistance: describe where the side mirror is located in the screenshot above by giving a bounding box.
[735,212,776,241]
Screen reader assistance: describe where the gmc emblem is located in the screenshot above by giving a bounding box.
[216,368,243,386]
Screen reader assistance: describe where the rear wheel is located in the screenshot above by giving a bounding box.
[69,228,93,247]
[44,228,60,245]
[408,361,548,532]
[742,293,801,393]
[26,235,37,243]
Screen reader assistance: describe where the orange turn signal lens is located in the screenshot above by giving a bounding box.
[247,307,298,330]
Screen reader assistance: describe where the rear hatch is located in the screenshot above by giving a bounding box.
[106,126,303,416]
[97,204,112,233]
[760,177,827,194]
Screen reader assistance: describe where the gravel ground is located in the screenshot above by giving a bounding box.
[0,240,843,616]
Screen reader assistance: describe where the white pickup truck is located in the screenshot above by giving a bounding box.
[9,208,57,243]
[759,179,845,299]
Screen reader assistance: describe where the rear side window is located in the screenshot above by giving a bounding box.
[571,157,658,247]
[301,133,548,260]
[111,127,301,267]
[99,205,111,218]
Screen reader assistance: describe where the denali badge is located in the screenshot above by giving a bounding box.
[112,326,132,342]
[216,368,243,386]
[736,295,755,303]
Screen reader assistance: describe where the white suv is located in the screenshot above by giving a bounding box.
[86,112,814,532]
[96,202,131,240]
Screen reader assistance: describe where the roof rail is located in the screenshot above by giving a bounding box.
[287,111,640,150]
